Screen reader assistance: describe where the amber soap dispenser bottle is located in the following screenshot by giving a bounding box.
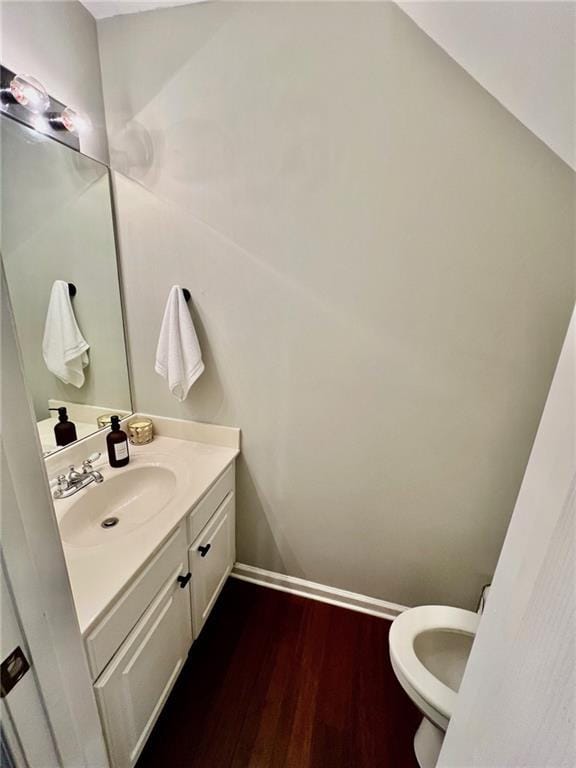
[107,415,130,468]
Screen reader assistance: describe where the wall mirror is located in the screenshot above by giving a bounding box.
[1,115,132,456]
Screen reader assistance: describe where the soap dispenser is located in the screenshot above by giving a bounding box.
[50,406,77,447]
[107,415,130,468]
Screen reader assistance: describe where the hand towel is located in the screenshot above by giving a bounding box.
[155,286,205,401]
[42,280,89,387]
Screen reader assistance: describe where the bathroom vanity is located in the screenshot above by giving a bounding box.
[3,97,242,767]
[45,415,240,768]
[2,110,242,766]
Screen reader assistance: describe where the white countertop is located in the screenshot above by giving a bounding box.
[51,433,238,636]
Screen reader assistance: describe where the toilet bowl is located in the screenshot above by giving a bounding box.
[389,605,480,768]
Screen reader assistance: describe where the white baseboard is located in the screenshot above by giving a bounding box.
[230,563,409,621]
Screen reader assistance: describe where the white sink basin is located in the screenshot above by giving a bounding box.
[60,465,177,547]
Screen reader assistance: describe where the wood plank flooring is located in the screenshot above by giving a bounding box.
[136,579,420,768]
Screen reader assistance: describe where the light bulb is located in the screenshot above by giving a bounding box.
[8,74,49,114]
[61,106,92,134]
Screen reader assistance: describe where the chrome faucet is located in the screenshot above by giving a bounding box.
[53,453,104,499]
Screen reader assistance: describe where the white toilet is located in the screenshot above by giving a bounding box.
[389,605,480,768]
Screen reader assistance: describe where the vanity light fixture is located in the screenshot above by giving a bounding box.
[49,106,92,134]
[1,64,80,151]
[1,73,49,114]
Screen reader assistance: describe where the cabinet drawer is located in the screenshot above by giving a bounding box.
[187,463,234,542]
[86,524,188,680]
[95,561,192,768]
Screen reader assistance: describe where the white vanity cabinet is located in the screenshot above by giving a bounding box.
[94,557,192,768]
[89,462,236,768]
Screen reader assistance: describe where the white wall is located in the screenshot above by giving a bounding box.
[0,0,109,163]
[99,1,575,608]
[398,1,576,169]
[439,309,576,767]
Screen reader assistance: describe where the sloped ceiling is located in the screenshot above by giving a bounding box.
[80,0,202,19]
[398,1,575,169]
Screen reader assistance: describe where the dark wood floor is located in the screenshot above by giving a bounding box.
[137,579,420,768]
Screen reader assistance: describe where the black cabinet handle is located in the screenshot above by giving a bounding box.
[197,543,211,558]
[177,572,191,588]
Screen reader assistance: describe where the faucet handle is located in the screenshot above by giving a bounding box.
[57,474,69,490]
[82,452,101,471]
[83,452,101,467]
[53,474,69,499]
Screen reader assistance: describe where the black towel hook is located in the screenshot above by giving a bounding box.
[182,288,191,303]
[68,283,77,298]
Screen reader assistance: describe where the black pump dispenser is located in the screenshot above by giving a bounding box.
[49,406,77,447]
[107,415,129,468]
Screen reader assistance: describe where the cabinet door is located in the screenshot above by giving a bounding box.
[189,492,235,638]
[94,563,192,768]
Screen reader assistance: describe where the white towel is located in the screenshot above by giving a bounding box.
[42,280,89,387]
[155,286,204,401]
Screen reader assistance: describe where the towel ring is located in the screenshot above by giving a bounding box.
[182,288,191,303]
[68,283,77,298]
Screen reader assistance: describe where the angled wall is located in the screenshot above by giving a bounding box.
[98,1,575,608]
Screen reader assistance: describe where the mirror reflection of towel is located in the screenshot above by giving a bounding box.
[42,280,89,387]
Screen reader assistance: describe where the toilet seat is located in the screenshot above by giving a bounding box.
[389,605,479,724]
